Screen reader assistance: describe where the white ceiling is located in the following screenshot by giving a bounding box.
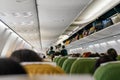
[37,0,92,49]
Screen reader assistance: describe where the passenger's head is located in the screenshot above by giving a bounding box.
[107,48,118,60]
[50,46,53,50]
[100,53,106,56]
[10,49,43,62]
[62,45,65,49]
[0,58,26,75]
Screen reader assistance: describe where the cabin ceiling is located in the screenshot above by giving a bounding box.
[0,0,92,51]
[36,0,92,50]
[0,0,119,52]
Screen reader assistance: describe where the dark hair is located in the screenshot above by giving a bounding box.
[62,45,65,49]
[95,54,113,71]
[0,58,26,75]
[10,49,43,62]
[107,48,118,60]
[50,46,53,50]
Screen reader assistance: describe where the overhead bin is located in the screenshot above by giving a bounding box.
[66,22,120,50]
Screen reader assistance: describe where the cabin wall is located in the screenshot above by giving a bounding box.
[69,32,120,55]
[0,21,32,57]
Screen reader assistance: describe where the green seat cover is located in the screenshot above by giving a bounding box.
[94,62,120,80]
[55,57,61,65]
[62,58,77,73]
[116,55,120,60]
[57,57,68,67]
[53,57,57,62]
[70,58,96,74]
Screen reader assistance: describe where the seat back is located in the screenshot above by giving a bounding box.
[57,57,68,67]
[116,55,120,60]
[70,58,96,74]
[94,61,120,80]
[23,63,65,77]
[62,57,77,73]
[55,57,61,65]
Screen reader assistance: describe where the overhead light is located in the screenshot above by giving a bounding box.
[21,22,26,25]
[12,12,21,17]
[89,45,93,48]
[107,40,116,44]
[23,12,32,17]
[117,39,120,42]
[94,44,99,47]
[100,42,106,46]
[28,21,34,25]
[113,36,117,37]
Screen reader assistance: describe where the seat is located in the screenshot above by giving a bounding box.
[55,57,61,65]
[116,55,120,60]
[94,61,120,80]
[23,63,65,77]
[53,57,57,62]
[62,57,77,73]
[57,57,68,67]
[70,58,96,74]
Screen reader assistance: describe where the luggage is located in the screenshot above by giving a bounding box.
[82,30,88,37]
[88,26,96,35]
[93,20,103,31]
[102,18,113,28]
[75,34,79,40]
[79,34,83,39]
[65,40,70,45]
[111,13,120,24]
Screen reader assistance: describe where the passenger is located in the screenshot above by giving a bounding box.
[95,54,113,70]
[0,58,26,75]
[10,49,43,62]
[107,48,118,60]
[55,46,61,56]
[60,45,68,56]
[89,53,100,57]
[82,52,91,57]
[95,48,118,71]
[10,49,65,76]
[100,53,106,56]
[48,46,55,61]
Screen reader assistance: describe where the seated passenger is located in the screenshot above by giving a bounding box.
[89,53,100,57]
[10,49,43,62]
[107,48,118,61]
[95,48,118,71]
[0,58,26,75]
[82,52,91,57]
[10,49,65,76]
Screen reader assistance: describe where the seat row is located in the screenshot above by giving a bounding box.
[53,56,120,80]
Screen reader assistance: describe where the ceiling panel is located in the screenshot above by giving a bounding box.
[37,0,92,49]
[0,0,41,51]
[0,0,93,51]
